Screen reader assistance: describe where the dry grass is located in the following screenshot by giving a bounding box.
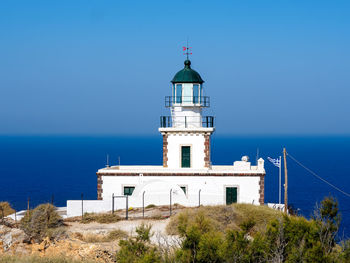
[166,204,283,236]
[81,213,121,224]
[0,202,15,217]
[0,255,95,263]
[73,229,128,243]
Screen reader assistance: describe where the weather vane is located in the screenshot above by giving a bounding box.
[182,44,192,60]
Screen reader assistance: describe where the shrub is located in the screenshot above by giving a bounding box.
[107,229,129,240]
[20,203,64,242]
[166,204,282,236]
[81,213,121,224]
[146,204,156,209]
[0,255,95,263]
[116,223,161,263]
[74,229,128,243]
[0,202,15,217]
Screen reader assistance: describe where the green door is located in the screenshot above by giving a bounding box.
[226,187,237,205]
[181,146,191,168]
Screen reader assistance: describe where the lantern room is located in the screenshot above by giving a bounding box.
[167,60,209,107]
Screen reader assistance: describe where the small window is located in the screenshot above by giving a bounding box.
[172,84,176,103]
[193,84,199,103]
[176,84,182,103]
[180,186,187,194]
[182,84,192,103]
[181,146,191,168]
[124,186,135,196]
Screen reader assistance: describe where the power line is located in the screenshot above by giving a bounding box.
[287,152,350,198]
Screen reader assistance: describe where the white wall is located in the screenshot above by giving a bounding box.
[66,175,261,217]
[172,107,202,128]
[167,133,205,169]
[101,175,261,207]
[66,199,126,217]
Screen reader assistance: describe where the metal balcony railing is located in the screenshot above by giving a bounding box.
[165,96,210,107]
[160,116,214,128]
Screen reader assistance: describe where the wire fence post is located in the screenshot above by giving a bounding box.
[126,195,129,220]
[170,189,172,216]
[0,206,4,224]
[27,197,30,213]
[198,189,201,207]
[81,193,84,219]
[112,193,114,214]
[142,191,145,218]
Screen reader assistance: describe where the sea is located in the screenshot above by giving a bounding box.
[0,135,349,237]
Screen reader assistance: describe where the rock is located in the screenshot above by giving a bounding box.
[0,225,27,252]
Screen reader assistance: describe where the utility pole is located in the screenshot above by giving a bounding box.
[279,156,282,204]
[283,148,288,214]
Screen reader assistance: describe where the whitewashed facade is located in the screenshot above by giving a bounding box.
[66,59,266,217]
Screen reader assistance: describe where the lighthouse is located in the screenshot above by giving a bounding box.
[66,54,267,217]
[160,59,214,169]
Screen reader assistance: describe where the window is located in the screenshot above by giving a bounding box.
[172,84,176,104]
[181,146,191,168]
[180,186,187,194]
[176,84,182,103]
[182,84,192,103]
[193,84,199,103]
[124,186,135,196]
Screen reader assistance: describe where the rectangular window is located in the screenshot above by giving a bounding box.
[172,85,175,104]
[193,84,199,103]
[226,187,237,205]
[124,186,135,196]
[182,84,192,103]
[176,84,182,103]
[181,146,191,168]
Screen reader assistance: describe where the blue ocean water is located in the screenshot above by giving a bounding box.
[0,135,349,237]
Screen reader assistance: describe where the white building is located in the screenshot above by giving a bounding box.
[67,58,266,217]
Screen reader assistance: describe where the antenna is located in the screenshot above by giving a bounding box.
[106,154,110,167]
[118,156,121,167]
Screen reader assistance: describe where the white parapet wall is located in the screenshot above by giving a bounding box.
[102,175,261,207]
[67,159,265,217]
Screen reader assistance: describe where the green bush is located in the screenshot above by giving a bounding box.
[169,196,348,263]
[0,201,15,217]
[20,203,64,242]
[116,223,162,263]
[146,204,156,209]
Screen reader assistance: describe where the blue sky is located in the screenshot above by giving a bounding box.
[0,0,349,135]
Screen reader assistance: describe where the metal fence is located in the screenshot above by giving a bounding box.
[160,116,214,128]
[165,96,210,107]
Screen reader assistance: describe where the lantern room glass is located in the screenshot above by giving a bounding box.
[193,84,199,103]
[175,84,182,103]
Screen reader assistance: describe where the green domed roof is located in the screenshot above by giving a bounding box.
[171,60,204,84]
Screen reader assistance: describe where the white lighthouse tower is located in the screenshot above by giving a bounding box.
[159,59,214,169]
[66,53,267,217]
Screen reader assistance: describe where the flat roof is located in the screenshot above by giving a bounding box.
[97,165,265,175]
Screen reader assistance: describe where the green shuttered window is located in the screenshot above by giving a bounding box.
[181,146,191,168]
[124,186,135,196]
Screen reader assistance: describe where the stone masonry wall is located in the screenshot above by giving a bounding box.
[204,134,210,168]
[97,174,103,200]
[259,175,265,205]
[162,134,168,167]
